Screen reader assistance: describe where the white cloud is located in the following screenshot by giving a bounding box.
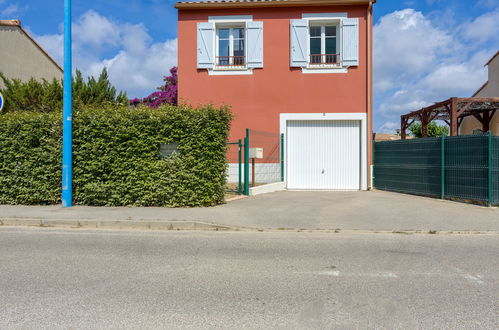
[462,9,499,44]
[32,10,177,98]
[374,8,495,131]
[1,2,26,16]
[374,9,454,93]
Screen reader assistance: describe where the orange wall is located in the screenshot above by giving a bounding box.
[178,5,370,142]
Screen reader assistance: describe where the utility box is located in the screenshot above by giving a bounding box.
[249,147,264,159]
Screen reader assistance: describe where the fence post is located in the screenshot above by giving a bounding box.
[372,139,375,189]
[488,131,493,207]
[441,133,445,200]
[280,133,284,182]
[238,139,242,194]
[244,129,250,196]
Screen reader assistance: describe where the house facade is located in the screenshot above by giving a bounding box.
[0,20,62,88]
[460,51,499,136]
[176,0,375,190]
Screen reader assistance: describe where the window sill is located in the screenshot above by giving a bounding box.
[208,67,253,76]
[302,66,348,74]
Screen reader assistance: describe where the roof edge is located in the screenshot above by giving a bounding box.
[472,82,488,97]
[175,0,376,10]
[0,19,21,27]
[485,50,499,67]
[19,26,63,73]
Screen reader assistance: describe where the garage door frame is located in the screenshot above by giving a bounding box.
[280,113,368,190]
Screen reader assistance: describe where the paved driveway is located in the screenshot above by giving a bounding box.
[1,190,498,232]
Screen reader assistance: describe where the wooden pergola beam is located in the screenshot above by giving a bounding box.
[399,97,499,138]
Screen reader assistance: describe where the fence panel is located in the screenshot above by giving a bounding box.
[493,136,499,205]
[226,141,243,195]
[374,138,442,197]
[444,135,488,202]
[374,134,499,206]
[247,129,282,185]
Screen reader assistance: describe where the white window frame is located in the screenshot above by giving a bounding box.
[215,25,247,69]
[208,15,253,75]
[302,13,347,74]
[308,23,340,68]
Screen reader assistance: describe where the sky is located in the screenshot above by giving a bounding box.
[1,0,498,132]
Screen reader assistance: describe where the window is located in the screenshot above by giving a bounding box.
[197,17,262,74]
[216,27,246,67]
[309,24,339,65]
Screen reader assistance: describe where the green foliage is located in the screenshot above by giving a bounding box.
[409,122,449,138]
[0,104,232,206]
[0,68,128,113]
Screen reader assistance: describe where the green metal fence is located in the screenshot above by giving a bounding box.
[226,140,243,195]
[374,133,499,206]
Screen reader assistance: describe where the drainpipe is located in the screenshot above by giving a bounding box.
[367,1,373,190]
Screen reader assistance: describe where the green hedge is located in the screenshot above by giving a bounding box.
[0,104,232,206]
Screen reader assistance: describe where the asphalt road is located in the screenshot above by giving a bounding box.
[0,227,498,329]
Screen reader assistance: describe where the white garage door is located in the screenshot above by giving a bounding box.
[287,120,361,190]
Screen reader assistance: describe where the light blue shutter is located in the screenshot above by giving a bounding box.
[247,21,264,68]
[290,19,308,67]
[341,18,359,66]
[197,22,214,69]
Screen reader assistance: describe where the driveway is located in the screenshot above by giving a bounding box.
[1,190,498,232]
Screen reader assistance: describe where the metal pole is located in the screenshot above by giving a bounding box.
[62,0,73,208]
[441,133,445,200]
[244,136,249,196]
[238,139,242,194]
[280,133,284,182]
[488,132,493,207]
[252,158,255,187]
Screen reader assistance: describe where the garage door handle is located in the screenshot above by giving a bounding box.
[322,169,325,174]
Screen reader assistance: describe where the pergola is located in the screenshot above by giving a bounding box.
[400,97,499,139]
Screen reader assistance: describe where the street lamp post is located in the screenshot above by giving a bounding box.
[62,0,73,207]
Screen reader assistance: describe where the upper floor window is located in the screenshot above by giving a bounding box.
[197,16,263,75]
[291,15,359,73]
[309,24,339,66]
[217,27,246,67]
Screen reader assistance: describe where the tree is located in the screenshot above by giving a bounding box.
[409,122,449,138]
[130,67,178,108]
[0,68,128,113]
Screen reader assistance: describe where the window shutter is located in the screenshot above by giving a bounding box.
[290,19,308,67]
[247,21,264,68]
[341,18,359,66]
[197,22,214,69]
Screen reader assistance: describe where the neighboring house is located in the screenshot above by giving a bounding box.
[0,20,62,88]
[373,133,413,141]
[176,0,375,191]
[460,51,499,136]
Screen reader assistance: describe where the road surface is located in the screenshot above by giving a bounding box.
[0,227,497,329]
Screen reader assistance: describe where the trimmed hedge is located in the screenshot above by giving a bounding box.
[0,104,232,206]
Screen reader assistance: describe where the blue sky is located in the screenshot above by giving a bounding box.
[1,0,498,132]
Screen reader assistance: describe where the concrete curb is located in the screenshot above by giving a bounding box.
[1,218,498,235]
[0,218,241,231]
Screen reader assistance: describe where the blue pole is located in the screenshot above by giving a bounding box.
[62,0,73,207]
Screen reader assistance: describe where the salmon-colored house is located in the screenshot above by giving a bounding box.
[176,0,375,190]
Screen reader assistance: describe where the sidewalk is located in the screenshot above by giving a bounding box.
[1,190,498,233]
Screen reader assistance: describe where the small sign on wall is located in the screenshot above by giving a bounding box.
[249,147,264,159]
[159,143,178,158]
